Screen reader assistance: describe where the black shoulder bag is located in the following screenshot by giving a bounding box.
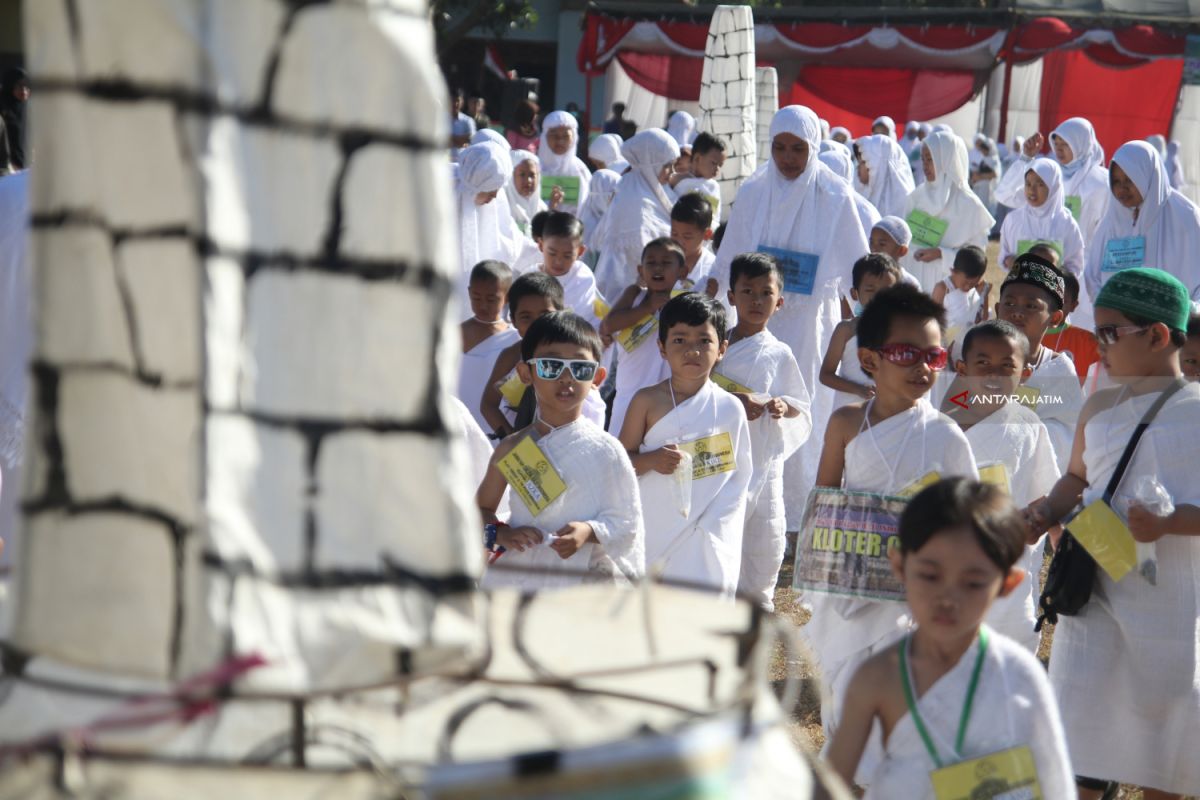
[1035,379,1186,631]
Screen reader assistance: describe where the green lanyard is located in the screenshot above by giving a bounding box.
[899,628,990,770]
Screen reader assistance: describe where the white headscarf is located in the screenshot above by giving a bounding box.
[1085,140,1200,299]
[872,115,897,140]
[579,168,621,251]
[456,142,520,276]
[667,110,697,147]
[999,157,1086,282]
[1024,158,1065,221]
[1166,140,1186,190]
[818,146,853,183]
[932,123,953,134]
[588,133,627,172]
[1145,134,1167,161]
[591,129,680,298]
[537,109,592,214]
[856,134,916,218]
[918,123,931,138]
[504,149,545,234]
[830,126,851,142]
[1051,118,1105,179]
[471,128,508,148]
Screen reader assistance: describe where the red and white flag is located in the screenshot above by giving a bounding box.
[484,45,513,80]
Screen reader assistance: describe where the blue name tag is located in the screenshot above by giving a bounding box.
[1101,236,1146,273]
[757,245,818,295]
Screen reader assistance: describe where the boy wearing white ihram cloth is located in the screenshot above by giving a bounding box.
[619,294,751,598]
[809,284,978,787]
[714,105,869,529]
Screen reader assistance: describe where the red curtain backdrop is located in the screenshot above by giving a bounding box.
[1038,49,1183,159]
[615,52,705,102]
[785,67,979,135]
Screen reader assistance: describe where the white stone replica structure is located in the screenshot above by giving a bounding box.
[755,67,780,168]
[0,2,844,797]
[698,5,757,221]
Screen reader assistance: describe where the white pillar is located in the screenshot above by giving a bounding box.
[698,5,757,222]
[755,67,780,169]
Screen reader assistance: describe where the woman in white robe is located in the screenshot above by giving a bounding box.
[578,168,621,253]
[855,134,915,219]
[999,158,1086,282]
[537,109,591,217]
[901,131,995,292]
[456,142,520,278]
[1083,140,1200,304]
[591,129,680,301]
[714,105,869,526]
[819,144,880,240]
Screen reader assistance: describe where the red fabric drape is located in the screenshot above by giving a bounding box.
[785,67,978,133]
[655,20,708,53]
[578,15,636,75]
[1038,49,1183,159]
[774,23,872,49]
[615,52,705,102]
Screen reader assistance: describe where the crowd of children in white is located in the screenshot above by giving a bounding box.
[450,104,1200,799]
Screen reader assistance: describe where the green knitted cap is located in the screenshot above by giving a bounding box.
[1095,267,1190,332]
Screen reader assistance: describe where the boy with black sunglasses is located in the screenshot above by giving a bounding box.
[808,283,979,789]
[478,312,644,591]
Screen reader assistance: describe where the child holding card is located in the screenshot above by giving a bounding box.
[1024,268,1200,799]
[536,110,591,217]
[618,293,752,598]
[828,478,1076,798]
[479,312,644,590]
[808,284,978,786]
[717,253,812,610]
[998,158,1085,285]
[946,320,1060,651]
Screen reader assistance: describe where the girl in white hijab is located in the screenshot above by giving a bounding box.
[997,117,1110,248]
[999,157,1086,286]
[714,105,868,516]
[591,129,680,300]
[667,110,697,147]
[537,109,591,217]
[579,168,621,252]
[587,132,628,173]
[870,115,896,140]
[854,134,915,219]
[504,149,549,236]
[456,142,522,310]
[818,142,880,239]
[1084,139,1200,303]
[900,130,995,292]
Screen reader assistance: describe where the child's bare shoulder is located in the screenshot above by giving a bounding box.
[488,425,533,463]
[633,381,674,428]
[829,402,867,431]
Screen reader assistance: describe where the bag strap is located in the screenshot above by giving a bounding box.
[1102,378,1187,503]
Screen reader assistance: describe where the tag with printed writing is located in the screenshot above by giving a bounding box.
[897,471,941,498]
[677,432,736,480]
[906,209,950,249]
[541,175,580,205]
[498,368,527,409]
[1101,236,1146,273]
[496,435,567,517]
[1066,499,1137,582]
[616,314,658,353]
[929,745,1043,800]
[757,245,818,295]
[711,372,753,395]
[978,463,1011,494]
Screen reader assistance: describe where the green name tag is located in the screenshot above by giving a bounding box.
[906,208,949,249]
[1065,194,1081,221]
[541,175,580,204]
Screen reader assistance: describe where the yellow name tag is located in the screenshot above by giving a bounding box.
[678,432,736,480]
[977,463,1011,494]
[496,435,567,517]
[711,372,752,394]
[498,368,527,409]
[1067,498,1137,581]
[592,297,611,320]
[897,471,941,498]
[1014,386,1040,410]
[930,745,1043,800]
[616,314,658,353]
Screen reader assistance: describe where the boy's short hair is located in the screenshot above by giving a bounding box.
[856,283,946,350]
[1189,304,1200,338]
[961,319,1031,364]
[1027,243,1060,267]
[851,253,903,291]
[952,245,988,280]
[642,236,686,269]
[469,259,513,287]
[529,211,551,241]
[1123,312,1188,348]
[507,271,565,318]
[659,292,727,344]
[1058,270,1080,307]
[521,311,604,361]
[712,222,727,253]
[691,132,725,156]
[670,193,713,232]
[541,211,584,242]
[730,252,782,290]
[899,477,1026,574]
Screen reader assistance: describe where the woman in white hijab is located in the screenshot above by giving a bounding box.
[854,134,915,219]
[591,129,680,300]
[715,105,868,518]
[456,142,522,309]
[588,132,628,173]
[667,110,697,147]
[504,149,548,236]
[818,142,880,238]
[537,109,591,217]
[871,115,897,140]
[997,117,1110,249]
[900,130,995,292]
[1084,140,1200,303]
[969,133,1003,216]
[999,157,1086,283]
[579,168,621,252]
